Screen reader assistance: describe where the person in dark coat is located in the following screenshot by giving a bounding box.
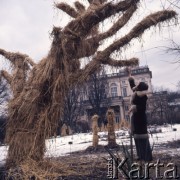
[128,69,152,162]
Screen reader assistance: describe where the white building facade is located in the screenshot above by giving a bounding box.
[80,66,153,125]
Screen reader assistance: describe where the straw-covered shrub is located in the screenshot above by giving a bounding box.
[0,0,177,178]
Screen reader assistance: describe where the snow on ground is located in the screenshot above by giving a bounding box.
[0,124,180,166]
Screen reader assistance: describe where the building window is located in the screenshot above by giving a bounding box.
[122,88,127,97]
[121,80,126,85]
[111,83,118,97]
[115,116,120,123]
[125,105,129,111]
[126,115,130,121]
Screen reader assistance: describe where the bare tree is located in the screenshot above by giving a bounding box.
[0,76,9,109]
[164,40,180,64]
[166,88,180,124]
[177,81,180,92]
[0,76,9,143]
[86,67,109,125]
[148,90,169,125]
[60,85,82,131]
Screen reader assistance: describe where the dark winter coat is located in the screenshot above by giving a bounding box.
[128,77,148,137]
[128,77,153,162]
[132,92,148,135]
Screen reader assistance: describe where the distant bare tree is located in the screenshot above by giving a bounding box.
[177,81,180,92]
[0,75,9,111]
[86,67,109,126]
[148,85,180,125]
[166,0,180,10]
[166,88,180,124]
[0,75,9,143]
[148,91,169,125]
[61,85,82,131]
[165,40,180,64]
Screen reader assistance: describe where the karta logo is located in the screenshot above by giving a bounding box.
[106,152,179,179]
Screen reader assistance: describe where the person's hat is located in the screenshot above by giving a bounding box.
[136,82,148,91]
[133,82,148,91]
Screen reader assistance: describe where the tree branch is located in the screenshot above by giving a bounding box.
[76,38,100,59]
[1,70,12,84]
[62,0,139,59]
[74,1,85,13]
[76,4,138,58]
[73,56,139,84]
[56,3,79,18]
[63,0,140,39]
[25,57,36,67]
[0,48,34,68]
[97,4,138,41]
[101,57,139,67]
[102,10,177,57]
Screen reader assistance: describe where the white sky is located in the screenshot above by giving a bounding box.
[0,0,180,91]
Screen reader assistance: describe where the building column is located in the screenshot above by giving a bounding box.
[120,103,124,120]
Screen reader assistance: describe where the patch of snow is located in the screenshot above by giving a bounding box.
[0,124,180,166]
[0,146,8,167]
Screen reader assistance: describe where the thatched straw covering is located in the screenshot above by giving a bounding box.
[0,49,34,97]
[74,1,86,13]
[1,70,12,85]
[61,124,72,136]
[106,108,116,147]
[97,3,137,41]
[56,3,78,18]
[61,123,68,136]
[100,122,107,132]
[0,0,177,177]
[92,114,99,147]
[119,119,130,130]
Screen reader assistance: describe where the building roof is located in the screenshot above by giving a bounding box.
[105,66,152,79]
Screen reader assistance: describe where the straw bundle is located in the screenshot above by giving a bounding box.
[100,123,107,132]
[56,3,78,18]
[0,0,176,177]
[1,70,12,85]
[119,119,130,129]
[74,1,86,13]
[5,28,68,166]
[61,123,68,136]
[92,114,99,147]
[0,49,34,97]
[106,108,117,147]
[114,122,120,131]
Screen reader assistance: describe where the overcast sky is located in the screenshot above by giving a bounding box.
[0,0,180,91]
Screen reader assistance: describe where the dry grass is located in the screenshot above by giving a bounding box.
[4,145,179,179]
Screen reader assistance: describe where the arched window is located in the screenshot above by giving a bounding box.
[111,83,118,97]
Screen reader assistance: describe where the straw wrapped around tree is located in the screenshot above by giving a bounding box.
[119,119,130,130]
[92,114,99,147]
[0,48,35,98]
[106,108,117,147]
[0,0,177,177]
[61,123,68,136]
